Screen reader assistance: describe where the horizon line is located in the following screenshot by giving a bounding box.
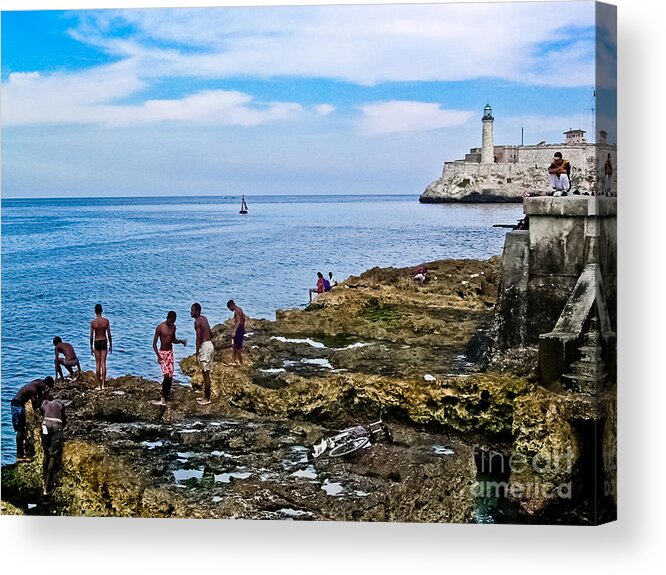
[1,192,420,201]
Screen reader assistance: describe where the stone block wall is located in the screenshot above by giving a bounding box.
[494,197,617,352]
[421,144,617,202]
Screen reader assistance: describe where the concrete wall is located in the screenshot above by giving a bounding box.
[494,197,617,355]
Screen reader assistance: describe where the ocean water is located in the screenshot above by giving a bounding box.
[1,194,521,463]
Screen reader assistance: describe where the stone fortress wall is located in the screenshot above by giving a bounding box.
[420,106,617,203]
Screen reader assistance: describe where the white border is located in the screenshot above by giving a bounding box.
[1,1,663,573]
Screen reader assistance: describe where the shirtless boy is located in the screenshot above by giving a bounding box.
[53,337,81,382]
[90,304,112,390]
[191,303,214,405]
[227,300,246,366]
[152,310,187,405]
[10,377,54,462]
[40,395,67,496]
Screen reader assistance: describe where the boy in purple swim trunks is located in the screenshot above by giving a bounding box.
[227,300,246,366]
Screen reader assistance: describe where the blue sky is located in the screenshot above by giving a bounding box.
[1,1,616,197]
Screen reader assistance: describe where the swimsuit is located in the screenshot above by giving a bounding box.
[94,340,108,351]
[158,349,175,377]
[10,399,26,432]
[198,340,214,372]
[233,325,245,350]
[42,418,64,457]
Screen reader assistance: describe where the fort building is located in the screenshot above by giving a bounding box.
[420,104,617,203]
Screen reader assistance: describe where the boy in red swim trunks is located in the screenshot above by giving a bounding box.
[153,310,187,406]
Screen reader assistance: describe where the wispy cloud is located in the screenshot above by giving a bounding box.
[2,68,304,127]
[358,101,474,136]
[2,3,597,128]
[68,4,595,86]
[315,104,336,116]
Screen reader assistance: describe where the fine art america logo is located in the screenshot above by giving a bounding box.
[473,447,575,500]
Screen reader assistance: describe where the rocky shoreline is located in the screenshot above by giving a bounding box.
[2,256,606,523]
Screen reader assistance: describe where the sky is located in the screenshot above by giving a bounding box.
[0,0,616,198]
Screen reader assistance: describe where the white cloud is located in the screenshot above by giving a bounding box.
[67,3,596,87]
[314,104,335,116]
[1,3,599,128]
[103,92,304,127]
[2,63,146,125]
[2,67,303,127]
[358,101,474,136]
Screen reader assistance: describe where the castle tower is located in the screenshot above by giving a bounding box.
[481,104,494,164]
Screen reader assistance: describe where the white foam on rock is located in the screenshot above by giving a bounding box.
[142,440,163,449]
[291,465,318,480]
[214,471,252,483]
[321,480,345,496]
[335,342,371,350]
[173,468,204,482]
[272,336,326,348]
[211,450,237,459]
[283,358,334,370]
[278,508,311,517]
[301,358,333,369]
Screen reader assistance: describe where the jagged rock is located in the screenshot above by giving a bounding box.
[1,371,479,522]
[1,255,609,523]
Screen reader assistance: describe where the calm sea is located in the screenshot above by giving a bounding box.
[1,194,520,463]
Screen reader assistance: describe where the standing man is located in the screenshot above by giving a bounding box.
[10,377,54,462]
[90,303,112,391]
[604,153,614,196]
[547,152,571,194]
[40,395,67,496]
[53,337,81,382]
[191,303,214,406]
[152,311,187,406]
[226,300,246,366]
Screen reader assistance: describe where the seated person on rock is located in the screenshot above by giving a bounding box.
[414,265,427,283]
[328,272,338,288]
[309,272,326,302]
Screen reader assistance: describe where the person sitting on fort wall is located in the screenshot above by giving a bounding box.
[547,152,571,196]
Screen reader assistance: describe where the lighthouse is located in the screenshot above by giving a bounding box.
[481,104,494,164]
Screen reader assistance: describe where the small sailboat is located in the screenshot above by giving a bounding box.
[239,195,248,214]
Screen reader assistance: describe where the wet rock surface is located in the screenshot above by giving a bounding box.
[2,256,606,523]
[3,258,498,522]
[2,374,474,522]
